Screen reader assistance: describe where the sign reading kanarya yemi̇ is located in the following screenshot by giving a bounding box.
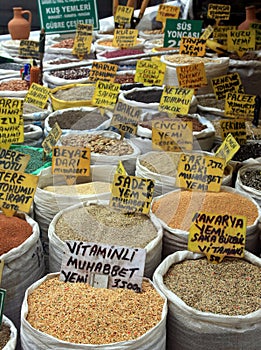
[37,0,99,34]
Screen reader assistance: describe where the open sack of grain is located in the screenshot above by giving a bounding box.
[153,250,261,350]
[20,273,167,350]
[1,315,17,350]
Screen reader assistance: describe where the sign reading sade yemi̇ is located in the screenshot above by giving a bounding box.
[0,98,24,147]
[110,174,154,214]
[176,153,225,192]
[164,19,202,48]
[37,0,99,34]
[60,240,146,292]
[188,212,246,264]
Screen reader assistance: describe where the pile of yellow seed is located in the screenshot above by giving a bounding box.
[27,278,165,345]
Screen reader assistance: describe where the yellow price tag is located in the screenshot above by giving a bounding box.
[92,80,121,110]
[219,119,246,145]
[176,153,225,192]
[156,4,180,24]
[176,62,207,89]
[224,92,256,119]
[207,4,231,21]
[135,60,166,86]
[215,133,240,164]
[188,211,246,263]
[114,5,134,25]
[152,119,193,152]
[110,174,154,214]
[112,28,138,49]
[89,61,118,82]
[0,169,39,215]
[179,37,206,57]
[159,86,194,115]
[227,29,256,57]
[24,83,50,109]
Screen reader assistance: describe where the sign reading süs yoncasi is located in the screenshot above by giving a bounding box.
[164,19,202,48]
[37,0,99,34]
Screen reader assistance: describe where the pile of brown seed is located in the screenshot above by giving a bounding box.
[163,257,261,316]
[27,278,165,344]
[55,205,157,248]
[61,133,134,155]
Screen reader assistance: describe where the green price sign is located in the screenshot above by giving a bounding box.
[37,0,99,34]
[164,18,202,48]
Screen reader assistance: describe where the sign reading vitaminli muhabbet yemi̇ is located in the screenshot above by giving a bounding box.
[60,240,146,292]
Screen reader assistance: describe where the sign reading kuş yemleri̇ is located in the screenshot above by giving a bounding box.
[37,0,99,34]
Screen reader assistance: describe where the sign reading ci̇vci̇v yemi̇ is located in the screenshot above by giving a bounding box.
[37,0,99,34]
[188,212,246,264]
[0,98,24,148]
[152,119,193,152]
[164,19,202,48]
[60,240,146,292]
[176,153,225,192]
[0,148,30,173]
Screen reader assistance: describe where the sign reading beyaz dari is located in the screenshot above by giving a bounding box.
[60,240,146,292]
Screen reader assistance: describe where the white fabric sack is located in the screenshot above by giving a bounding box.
[161,56,229,95]
[24,124,43,141]
[2,315,17,350]
[20,273,167,350]
[44,107,110,136]
[43,71,91,88]
[119,87,198,115]
[228,54,261,96]
[1,214,45,329]
[34,165,116,272]
[48,199,163,278]
[151,186,261,258]
[153,250,261,350]
[136,150,231,197]
[136,113,215,151]
[235,163,261,207]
